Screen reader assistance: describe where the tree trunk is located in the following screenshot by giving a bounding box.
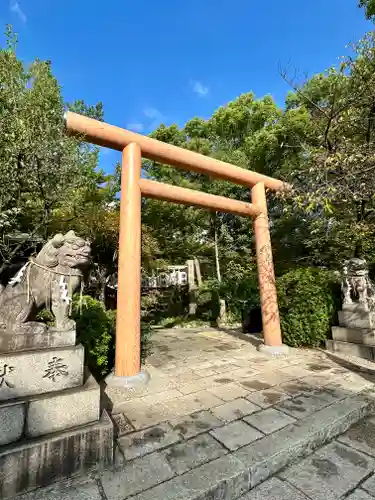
[214,215,221,283]
[213,213,226,325]
[187,259,197,315]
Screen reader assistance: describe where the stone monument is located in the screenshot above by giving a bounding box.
[0,231,113,499]
[326,258,375,360]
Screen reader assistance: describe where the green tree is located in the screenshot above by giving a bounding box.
[0,26,108,280]
[359,0,375,20]
[282,32,375,267]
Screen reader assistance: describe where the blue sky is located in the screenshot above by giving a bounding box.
[0,0,372,173]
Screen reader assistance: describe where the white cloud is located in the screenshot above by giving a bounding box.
[126,123,144,132]
[143,108,164,120]
[9,0,27,23]
[143,108,166,129]
[191,80,209,97]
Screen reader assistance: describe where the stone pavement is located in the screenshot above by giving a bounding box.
[10,327,375,499]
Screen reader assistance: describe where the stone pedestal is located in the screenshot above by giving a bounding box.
[326,303,375,361]
[0,327,113,498]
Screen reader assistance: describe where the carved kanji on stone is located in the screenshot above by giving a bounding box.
[0,364,15,388]
[43,357,69,382]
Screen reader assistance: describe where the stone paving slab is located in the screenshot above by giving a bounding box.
[126,455,250,500]
[244,408,296,435]
[275,393,330,419]
[239,476,310,499]
[210,398,260,422]
[337,415,375,457]
[163,433,227,474]
[118,422,182,461]
[347,490,375,500]
[206,382,249,401]
[279,441,375,500]
[362,474,375,495]
[210,420,264,450]
[115,400,177,430]
[169,410,223,439]
[100,451,175,499]
[245,387,290,408]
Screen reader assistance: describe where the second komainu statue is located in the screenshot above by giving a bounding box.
[341,258,375,311]
[0,231,91,337]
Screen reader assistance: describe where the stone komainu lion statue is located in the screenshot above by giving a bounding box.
[0,231,91,335]
[342,258,375,310]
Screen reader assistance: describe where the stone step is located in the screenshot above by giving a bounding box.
[0,409,114,499]
[0,373,100,445]
[103,392,375,500]
[332,326,375,346]
[0,344,84,402]
[326,339,375,361]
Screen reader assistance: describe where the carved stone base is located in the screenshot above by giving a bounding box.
[338,304,375,329]
[0,410,114,499]
[0,373,100,444]
[0,344,84,402]
[0,325,76,353]
[326,339,375,361]
[332,326,375,346]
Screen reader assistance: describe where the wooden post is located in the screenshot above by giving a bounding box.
[251,182,283,347]
[194,258,202,287]
[115,143,142,377]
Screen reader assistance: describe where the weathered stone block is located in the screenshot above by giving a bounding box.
[0,410,113,499]
[26,373,100,438]
[0,326,76,353]
[0,344,84,401]
[332,326,375,346]
[0,400,25,446]
[325,339,375,361]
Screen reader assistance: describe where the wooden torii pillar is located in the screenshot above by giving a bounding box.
[65,112,289,387]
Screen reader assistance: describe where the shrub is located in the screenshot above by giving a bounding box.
[197,264,260,323]
[72,295,115,377]
[277,267,340,347]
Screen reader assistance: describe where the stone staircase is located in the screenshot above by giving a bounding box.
[0,325,113,499]
[326,303,375,361]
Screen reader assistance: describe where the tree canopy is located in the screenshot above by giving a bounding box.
[2,17,375,294]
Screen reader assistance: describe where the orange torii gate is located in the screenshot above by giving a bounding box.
[65,112,289,386]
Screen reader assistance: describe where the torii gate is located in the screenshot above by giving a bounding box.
[65,112,289,387]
